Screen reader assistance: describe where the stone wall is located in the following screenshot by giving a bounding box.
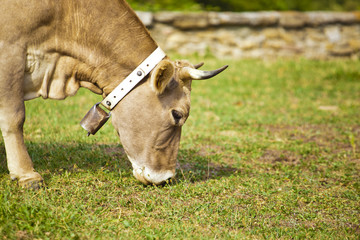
[136,11,360,59]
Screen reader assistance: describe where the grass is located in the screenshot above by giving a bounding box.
[0,56,359,239]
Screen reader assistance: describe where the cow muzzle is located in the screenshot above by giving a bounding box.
[80,103,111,136]
[131,161,175,185]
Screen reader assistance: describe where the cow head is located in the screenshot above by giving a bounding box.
[110,60,227,185]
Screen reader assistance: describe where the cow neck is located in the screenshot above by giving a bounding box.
[56,0,159,96]
[101,47,166,110]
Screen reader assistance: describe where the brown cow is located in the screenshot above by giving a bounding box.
[0,0,227,188]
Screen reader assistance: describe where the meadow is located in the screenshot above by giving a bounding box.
[0,56,359,239]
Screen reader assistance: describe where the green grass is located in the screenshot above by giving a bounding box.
[1,56,359,239]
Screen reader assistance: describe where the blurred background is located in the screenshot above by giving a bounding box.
[130,0,360,59]
[128,0,360,12]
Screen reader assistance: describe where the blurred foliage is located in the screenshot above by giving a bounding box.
[127,0,360,11]
[127,0,202,11]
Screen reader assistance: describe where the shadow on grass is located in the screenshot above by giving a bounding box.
[0,142,239,184]
[176,149,239,183]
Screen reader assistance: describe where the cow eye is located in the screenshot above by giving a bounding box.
[171,110,183,125]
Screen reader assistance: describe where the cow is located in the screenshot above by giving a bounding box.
[0,0,227,188]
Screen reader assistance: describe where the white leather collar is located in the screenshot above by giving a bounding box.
[101,47,166,110]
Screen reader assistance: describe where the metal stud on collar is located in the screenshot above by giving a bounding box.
[101,47,166,110]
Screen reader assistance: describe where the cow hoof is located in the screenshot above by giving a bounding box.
[18,173,45,190]
[20,179,45,190]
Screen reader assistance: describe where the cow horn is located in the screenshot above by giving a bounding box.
[180,65,228,80]
[194,62,204,69]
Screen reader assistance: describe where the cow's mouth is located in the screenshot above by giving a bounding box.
[129,159,175,185]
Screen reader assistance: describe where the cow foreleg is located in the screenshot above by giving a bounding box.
[0,106,43,189]
[0,45,43,189]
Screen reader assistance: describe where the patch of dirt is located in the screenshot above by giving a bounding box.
[177,162,192,171]
[15,231,29,240]
[197,144,224,157]
[208,162,239,176]
[265,124,360,155]
[260,149,300,165]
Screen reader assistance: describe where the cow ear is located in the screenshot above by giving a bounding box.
[150,59,175,95]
